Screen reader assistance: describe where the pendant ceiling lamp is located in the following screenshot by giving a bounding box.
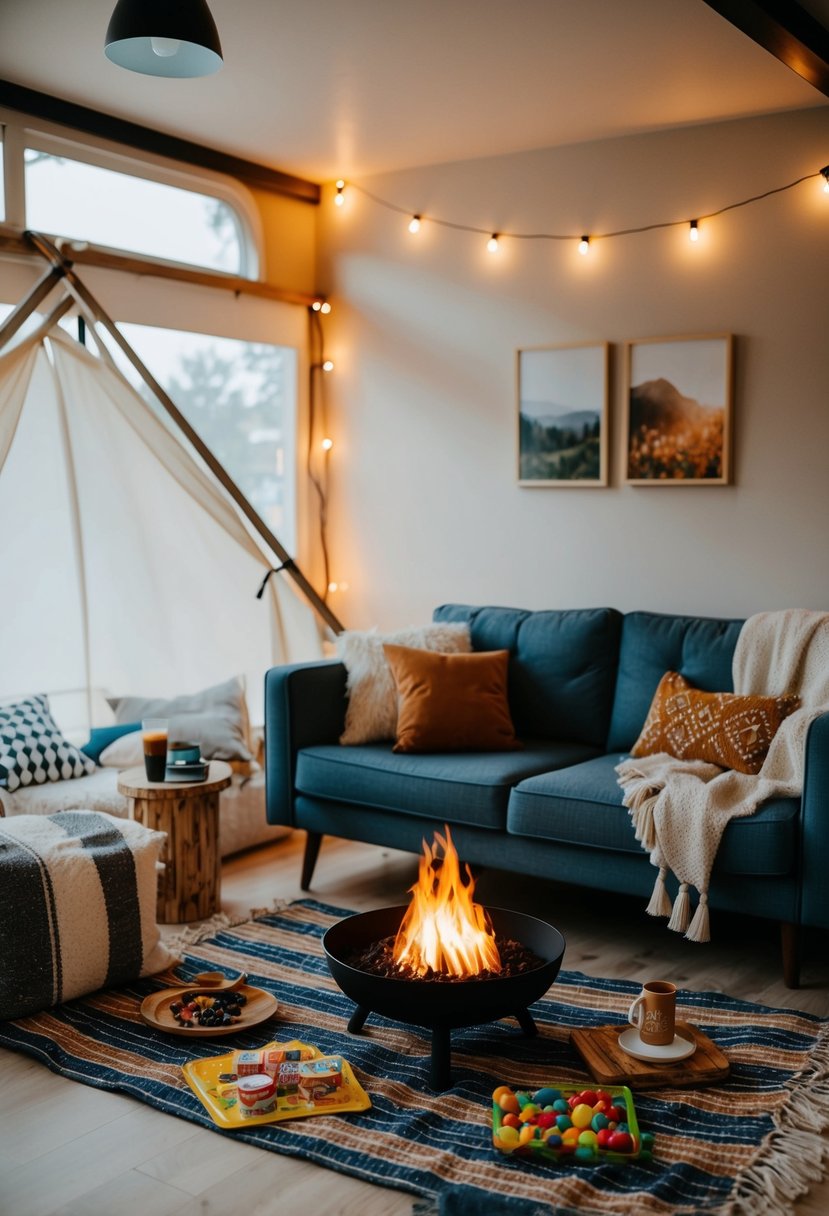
[105,0,223,78]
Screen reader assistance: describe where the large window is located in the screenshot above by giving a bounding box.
[24,149,248,275]
[114,324,297,551]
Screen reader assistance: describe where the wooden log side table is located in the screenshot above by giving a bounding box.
[117,761,232,924]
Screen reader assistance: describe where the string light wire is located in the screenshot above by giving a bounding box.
[342,167,828,245]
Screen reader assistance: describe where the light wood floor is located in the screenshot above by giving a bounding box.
[2,831,828,1216]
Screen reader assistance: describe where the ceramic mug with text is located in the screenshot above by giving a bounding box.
[627,980,676,1046]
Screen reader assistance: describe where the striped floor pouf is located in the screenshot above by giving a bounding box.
[0,810,175,1019]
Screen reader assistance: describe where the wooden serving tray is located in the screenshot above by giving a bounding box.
[570,1022,730,1089]
[140,983,278,1038]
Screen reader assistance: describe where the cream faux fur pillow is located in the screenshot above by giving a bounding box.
[337,622,472,745]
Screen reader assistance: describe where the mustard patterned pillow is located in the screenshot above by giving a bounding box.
[631,671,799,775]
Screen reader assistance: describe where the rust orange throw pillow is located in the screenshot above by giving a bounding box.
[383,644,521,754]
[631,671,800,775]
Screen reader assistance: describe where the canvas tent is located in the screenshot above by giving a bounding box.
[0,263,333,737]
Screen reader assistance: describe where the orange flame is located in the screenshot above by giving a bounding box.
[392,827,502,978]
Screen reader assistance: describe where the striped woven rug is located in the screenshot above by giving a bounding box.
[1,899,827,1216]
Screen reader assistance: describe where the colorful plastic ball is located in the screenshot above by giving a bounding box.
[552,1098,570,1113]
[518,1104,540,1123]
[575,1145,597,1161]
[533,1087,561,1107]
[570,1103,594,1129]
[496,1125,520,1146]
[578,1130,599,1149]
[606,1105,625,1122]
[492,1086,512,1105]
[613,1093,627,1107]
[515,1090,533,1109]
[591,1113,609,1132]
[535,1112,557,1130]
[567,1094,582,1110]
[579,1091,598,1108]
[555,1114,573,1132]
[501,1113,521,1130]
[596,1128,613,1148]
[615,1121,629,1133]
[542,1131,562,1147]
[607,1131,634,1153]
[498,1092,521,1115]
[518,1124,538,1145]
[641,1131,655,1149]
[596,1090,613,1105]
[561,1126,581,1146]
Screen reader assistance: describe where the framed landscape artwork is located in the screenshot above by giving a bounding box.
[624,334,734,485]
[517,343,609,486]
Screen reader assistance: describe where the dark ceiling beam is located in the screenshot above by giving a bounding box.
[0,80,320,204]
[703,0,829,97]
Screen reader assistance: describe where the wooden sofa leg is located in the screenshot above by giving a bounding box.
[301,831,323,891]
[780,921,802,989]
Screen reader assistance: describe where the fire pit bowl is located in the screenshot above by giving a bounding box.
[323,905,565,1090]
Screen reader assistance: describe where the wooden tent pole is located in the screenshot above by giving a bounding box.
[24,230,345,637]
[0,266,64,351]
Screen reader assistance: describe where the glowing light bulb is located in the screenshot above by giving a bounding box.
[320,302,332,314]
[487,234,499,253]
[578,236,590,256]
[321,437,333,451]
[150,37,181,57]
[322,359,334,372]
[334,180,345,207]
[689,220,699,242]
[327,581,339,593]
[408,215,421,234]
[312,301,322,311]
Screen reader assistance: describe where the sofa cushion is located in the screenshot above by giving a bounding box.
[607,612,744,752]
[295,740,599,830]
[433,605,622,747]
[384,645,521,753]
[507,754,799,875]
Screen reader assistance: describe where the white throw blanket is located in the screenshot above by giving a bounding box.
[616,609,829,941]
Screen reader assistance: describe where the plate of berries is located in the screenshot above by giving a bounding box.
[140,983,279,1037]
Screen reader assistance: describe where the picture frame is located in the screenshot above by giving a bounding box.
[517,342,609,486]
[624,334,734,485]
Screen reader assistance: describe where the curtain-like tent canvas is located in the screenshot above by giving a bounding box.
[0,320,323,735]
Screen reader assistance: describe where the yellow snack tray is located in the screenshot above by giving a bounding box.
[182,1039,371,1129]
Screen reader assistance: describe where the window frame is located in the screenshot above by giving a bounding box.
[1,107,263,280]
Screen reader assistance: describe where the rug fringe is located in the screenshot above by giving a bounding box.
[163,911,251,953]
[719,1020,829,1215]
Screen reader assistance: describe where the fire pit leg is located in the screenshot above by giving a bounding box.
[515,1008,538,1037]
[347,1004,371,1034]
[430,1025,452,1091]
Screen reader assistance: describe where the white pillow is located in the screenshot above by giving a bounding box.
[99,730,144,768]
[336,622,472,745]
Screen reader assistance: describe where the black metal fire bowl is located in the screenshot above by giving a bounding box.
[323,905,566,1091]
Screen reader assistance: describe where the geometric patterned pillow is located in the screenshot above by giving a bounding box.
[630,671,800,775]
[0,694,96,792]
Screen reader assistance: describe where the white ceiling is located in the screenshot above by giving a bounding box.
[0,0,825,182]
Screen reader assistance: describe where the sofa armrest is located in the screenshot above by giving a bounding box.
[264,661,347,826]
[800,710,829,929]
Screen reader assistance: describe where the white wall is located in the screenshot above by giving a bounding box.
[317,108,829,630]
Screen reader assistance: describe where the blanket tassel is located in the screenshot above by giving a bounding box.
[668,882,691,933]
[646,867,673,918]
[686,891,711,943]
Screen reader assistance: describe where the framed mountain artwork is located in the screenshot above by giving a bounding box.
[624,334,734,485]
[517,343,609,486]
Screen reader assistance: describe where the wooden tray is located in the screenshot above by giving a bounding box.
[140,983,278,1038]
[570,1022,730,1089]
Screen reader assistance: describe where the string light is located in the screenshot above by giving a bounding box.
[320,301,332,314]
[408,215,421,234]
[334,179,345,207]
[328,581,339,593]
[322,359,334,372]
[689,220,699,242]
[312,300,322,311]
[321,436,333,451]
[338,166,828,251]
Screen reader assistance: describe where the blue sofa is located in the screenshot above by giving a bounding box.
[264,605,829,987]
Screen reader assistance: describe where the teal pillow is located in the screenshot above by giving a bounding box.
[81,722,141,764]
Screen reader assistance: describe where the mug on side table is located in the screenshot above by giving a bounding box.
[628,980,676,1046]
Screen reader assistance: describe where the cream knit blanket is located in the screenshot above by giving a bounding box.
[616,609,829,941]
